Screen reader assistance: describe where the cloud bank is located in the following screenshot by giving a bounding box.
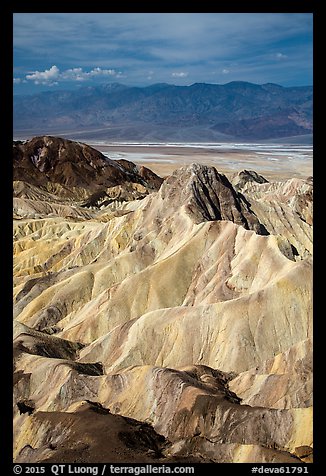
[17,66,123,85]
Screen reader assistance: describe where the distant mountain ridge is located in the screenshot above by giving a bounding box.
[14,81,313,141]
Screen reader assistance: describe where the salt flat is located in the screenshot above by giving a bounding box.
[91,142,313,180]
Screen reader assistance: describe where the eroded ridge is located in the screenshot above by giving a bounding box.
[13,138,313,463]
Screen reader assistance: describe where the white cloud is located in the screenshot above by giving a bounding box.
[89,67,117,77]
[147,70,154,80]
[13,78,27,84]
[171,71,188,77]
[24,65,123,85]
[61,67,85,81]
[275,52,288,59]
[26,65,60,84]
[222,69,230,74]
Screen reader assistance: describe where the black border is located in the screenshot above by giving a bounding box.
[4,2,319,474]
[2,2,14,474]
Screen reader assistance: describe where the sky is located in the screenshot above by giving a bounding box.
[13,13,313,95]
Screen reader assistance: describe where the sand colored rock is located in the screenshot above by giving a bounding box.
[228,339,312,409]
[231,172,313,257]
[13,141,313,463]
[13,342,312,463]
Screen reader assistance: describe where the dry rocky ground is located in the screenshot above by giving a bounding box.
[13,137,313,464]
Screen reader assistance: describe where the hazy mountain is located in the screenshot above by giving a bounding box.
[13,81,312,142]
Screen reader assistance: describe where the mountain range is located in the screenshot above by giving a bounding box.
[13,81,313,142]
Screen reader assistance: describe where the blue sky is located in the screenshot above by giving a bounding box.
[13,13,313,95]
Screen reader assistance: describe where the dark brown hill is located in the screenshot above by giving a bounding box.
[13,136,163,193]
[14,402,208,463]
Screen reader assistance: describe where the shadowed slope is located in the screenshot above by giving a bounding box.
[13,136,163,201]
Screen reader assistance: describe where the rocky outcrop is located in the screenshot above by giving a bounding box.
[14,402,208,463]
[13,139,313,463]
[13,136,163,200]
[230,173,313,257]
[231,169,269,191]
[158,164,267,234]
[13,337,312,463]
[228,339,312,410]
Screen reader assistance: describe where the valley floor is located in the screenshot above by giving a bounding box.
[90,142,313,180]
